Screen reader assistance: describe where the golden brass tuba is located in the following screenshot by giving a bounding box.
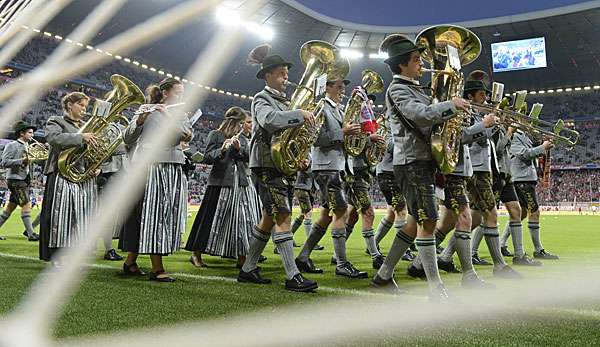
[364,112,389,167]
[343,69,384,157]
[416,25,481,174]
[25,138,49,162]
[271,40,349,176]
[58,74,145,182]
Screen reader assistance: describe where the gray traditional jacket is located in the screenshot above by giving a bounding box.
[101,123,128,174]
[203,130,249,187]
[494,127,512,175]
[1,140,29,180]
[386,75,457,166]
[510,130,545,182]
[375,133,394,175]
[249,87,305,169]
[311,97,346,172]
[43,116,85,175]
[451,121,488,177]
[469,113,498,173]
[124,110,193,164]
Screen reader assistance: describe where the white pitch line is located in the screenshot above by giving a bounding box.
[0,252,396,298]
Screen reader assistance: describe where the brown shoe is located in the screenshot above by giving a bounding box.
[190,254,208,268]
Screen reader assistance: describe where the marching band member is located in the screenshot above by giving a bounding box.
[495,126,542,266]
[465,71,521,278]
[238,44,317,292]
[185,107,260,268]
[120,77,192,282]
[371,34,469,298]
[462,72,522,278]
[96,123,126,261]
[343,94,386,269]
[373,115,413,261]
[289,166,323,250]
[510,129,559,260]
[39,92,99,264]
[295,77,368,279]
[412,76,498,288]
[0,121,41,241]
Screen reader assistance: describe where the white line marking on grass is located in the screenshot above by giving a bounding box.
[0,252,394,298]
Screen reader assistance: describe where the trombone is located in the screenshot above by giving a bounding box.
[467,83,579,147]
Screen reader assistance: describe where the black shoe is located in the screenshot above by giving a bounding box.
[313,244,324,251]
[274,247,279,255]
[28,233,40,242]
[436,245,444,254]
[122,262,146,276]
[258,255,267,263]
[513,254,543,266]
[406,264,426,279]
[0,236,5,240]
[330,256,337,265]
[438,258,461,273]
[335,261,368,279]
[104,249,123,261]
[371,274,406,295]
[285,273,318,292]
[149,271,176,283]
[493,265,522,279]
[461,275,496,289]
[409,244,417,252]
[237,268,271,284]
[372,254,385,270]
[401,250,415,262]
[501,246,513,257]
[472,253,492,266]
[365,248,370,256]
[429,283,450,303]
[295,258,323,274]
[533,249,559,260]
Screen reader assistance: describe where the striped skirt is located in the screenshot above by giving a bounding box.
[121,163,187,255]
[39,172,97,261]
[204,182,261,258]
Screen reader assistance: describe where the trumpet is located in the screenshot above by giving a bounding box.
[134,102,186,115]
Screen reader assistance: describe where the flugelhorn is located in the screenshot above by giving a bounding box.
[25,138,49,162]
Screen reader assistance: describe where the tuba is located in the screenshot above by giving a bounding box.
[271,40,349,176]
[416,25,481,174]
[343,69,384,157]
[364,112,389,167]
[25,138,49,162]
[58,74,145,182]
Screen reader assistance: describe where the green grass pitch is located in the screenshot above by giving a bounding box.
[1,208,600,346]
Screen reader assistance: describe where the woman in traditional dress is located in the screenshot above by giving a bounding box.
[39,92,99,265]
[119,77,192,282]
[185,107,260,268]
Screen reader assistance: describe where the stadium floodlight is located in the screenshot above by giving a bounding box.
[555,89,563,92]
[529,91,537,94]
[341,49,364,59]
[215,6,240,25]
[584,86,591,90]
[538,90,546,94]
[594,85,600,89]
[547,89,554,93]
[574,87,582,91]
[565,88,572,92]
[369,52,388,59]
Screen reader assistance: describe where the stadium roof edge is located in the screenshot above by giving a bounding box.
[280,0,600,33]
